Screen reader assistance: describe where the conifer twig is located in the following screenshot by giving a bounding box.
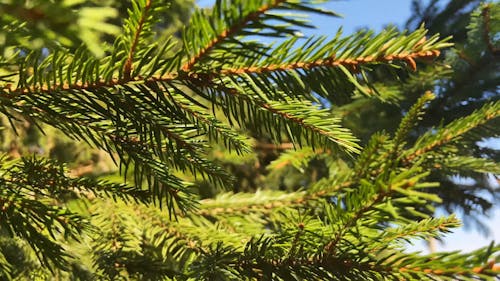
[5,48,440,99]
[181,0,287,72]
[218,50,441,75]
[123,0,153,80]
[404,106,499,163]
[197,181,353,216]
[481,4,500,55]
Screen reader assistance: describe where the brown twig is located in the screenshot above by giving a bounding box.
[123,0,153,80]
[398,262,500,276]
[323,190,389,255]
[180,0,287,72]
[403,108,499,163]
[257,254,499,278]
[5,48,440,101]
[218,49,441,76]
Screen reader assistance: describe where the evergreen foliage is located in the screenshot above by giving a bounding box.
[0,0,498,280]
[338,0,500,231]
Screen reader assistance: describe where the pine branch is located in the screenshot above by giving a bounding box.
[217,48,442,76]
[4,28,448,100]
[122,0,153,80]
[181,0,287,72]
[481,4,500,55]
[197,235,499,280]
[371,216,460,253]
[438,156,500,174]
[0,155,155,272]
[324,170,433,255]
[1,1,496,278]
[6,81,235,213]
[197,190,306,216]
[196,97,498,219]
[393,91,435,147]
[406,100,500,162]
[190,28,450,101]
[393,248,500,280]
[189,76,361,153]
[196,180,354,217]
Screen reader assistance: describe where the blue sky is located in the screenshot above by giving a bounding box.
[195,0,499,253]
[197,0,417,34]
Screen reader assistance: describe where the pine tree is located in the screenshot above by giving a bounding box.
[0,0,498,280]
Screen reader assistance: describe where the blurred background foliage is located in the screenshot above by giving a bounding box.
[0,0,193,57]
[0,0,194,178]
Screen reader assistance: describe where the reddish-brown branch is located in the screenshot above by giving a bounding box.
[4,73,177,99]
[5,47,439,100]
[218,49,441,76]
[323,191,388,254]
[180,0,287,72]
[398,261,500,276]
[246,252,499,279]
[324,176,421,255]
[403,109,499,163]
[257,254,499,278]
[123,0,153,80]
[367,218,458,254]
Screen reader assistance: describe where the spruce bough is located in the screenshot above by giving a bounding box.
[0,0,498,280]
